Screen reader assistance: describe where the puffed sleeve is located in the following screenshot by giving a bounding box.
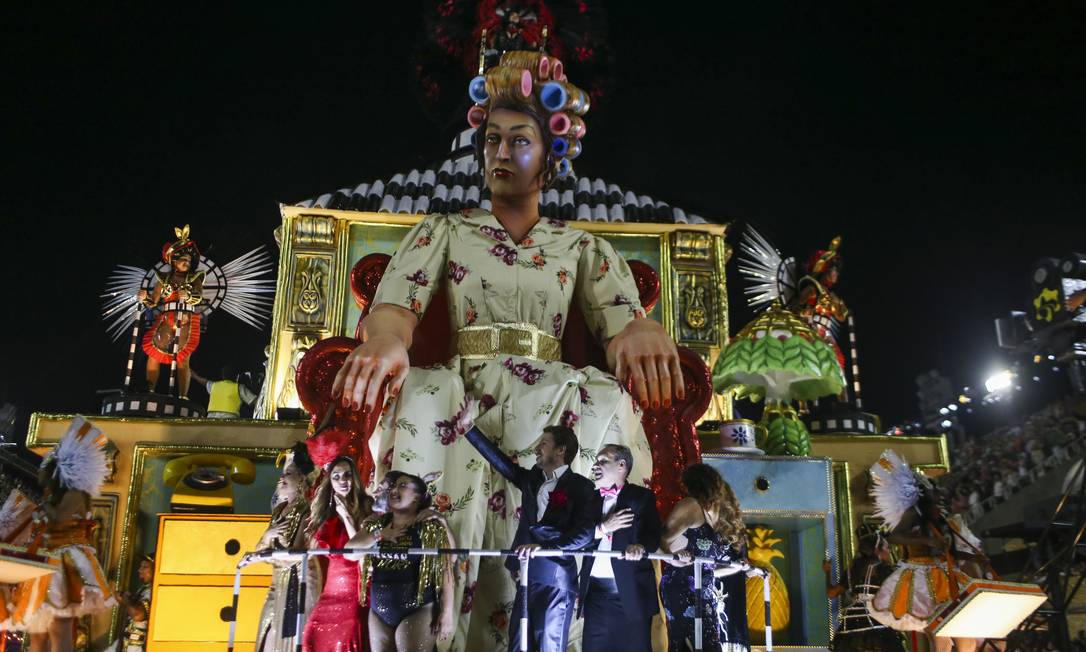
[575,234,646,343]
[372,214,451,319]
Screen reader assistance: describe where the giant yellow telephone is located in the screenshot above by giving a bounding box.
[163,454,256,513]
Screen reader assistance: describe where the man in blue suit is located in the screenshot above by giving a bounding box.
[463,423,595,652]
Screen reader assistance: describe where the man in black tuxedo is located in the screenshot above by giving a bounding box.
[577,444,662,652]
[464,424,595,652]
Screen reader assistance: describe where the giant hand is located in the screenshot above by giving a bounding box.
[331,333,410,414]
[607,318,685,409]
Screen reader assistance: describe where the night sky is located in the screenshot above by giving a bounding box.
[4,4,1085,439]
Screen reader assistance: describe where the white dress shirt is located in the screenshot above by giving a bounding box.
[590,492,618,578]
[537,464,569,516]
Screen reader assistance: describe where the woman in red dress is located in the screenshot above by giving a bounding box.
[302,456,372,651]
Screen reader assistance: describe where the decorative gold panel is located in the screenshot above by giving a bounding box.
[289,255,331,329]
[671,230,715,262]
[291,214,336,249]
[677,271,718,345]
[276,333,318,410]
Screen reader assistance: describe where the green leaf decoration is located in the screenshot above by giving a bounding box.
[762,410,811,456]
[713,335,844,402]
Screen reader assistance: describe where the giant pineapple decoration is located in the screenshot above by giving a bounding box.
[745,526,790,641]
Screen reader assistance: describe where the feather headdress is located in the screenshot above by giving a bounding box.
[41,416,109,498]
[869,449,932,531]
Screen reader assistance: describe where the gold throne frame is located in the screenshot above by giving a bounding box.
[262,205,735,421]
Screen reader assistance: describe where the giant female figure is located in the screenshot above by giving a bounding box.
[330,51,684,648]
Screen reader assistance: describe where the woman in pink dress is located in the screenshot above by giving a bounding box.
[302,456,372,651]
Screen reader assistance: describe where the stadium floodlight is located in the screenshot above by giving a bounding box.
[985,370,1013,393]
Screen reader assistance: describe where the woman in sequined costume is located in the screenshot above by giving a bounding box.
[867,451,981,652]
[6,418,116,652]
[659,463,751,652]
[253,443,317,652]
[348,473,456,652]
[301,456,372,652]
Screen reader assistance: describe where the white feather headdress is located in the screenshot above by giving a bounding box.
[41,416,109,498]
[869,449,932,530]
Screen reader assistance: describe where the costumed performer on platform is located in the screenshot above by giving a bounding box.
[251,443,318,652]
[867,450,984,652]
[107,553,155,652]
[302,456,372,652]
[7,416,116,652]
[137,225,204,398]
[660,463,751,652]
[829,526,904,652]
[577,444,662,652]
[330,48,683,650]
[348,473,457,652]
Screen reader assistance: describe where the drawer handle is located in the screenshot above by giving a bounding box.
[225,539,241,556]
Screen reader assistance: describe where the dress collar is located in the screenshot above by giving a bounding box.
[462,208,567,245]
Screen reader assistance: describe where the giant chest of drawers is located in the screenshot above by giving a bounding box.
[148,514,270,651]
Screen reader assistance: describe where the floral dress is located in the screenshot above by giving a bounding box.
[369,209,653,650]
[660,522,750,652]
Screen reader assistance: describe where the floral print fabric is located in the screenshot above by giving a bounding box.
[368,210,652,651]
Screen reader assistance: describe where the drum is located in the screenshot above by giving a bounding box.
[0,542,58,583]
[926,579,1046,639]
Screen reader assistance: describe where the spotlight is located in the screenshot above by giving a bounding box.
[940,407,950,415]
[941,419,953,429]
[949,404,958,411]
[985,370,1013,393]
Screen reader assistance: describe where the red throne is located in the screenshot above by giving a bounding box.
[296,253,712,518]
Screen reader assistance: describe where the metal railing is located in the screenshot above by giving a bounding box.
[228,546,773,652]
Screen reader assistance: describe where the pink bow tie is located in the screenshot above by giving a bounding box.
[599,485,621,498]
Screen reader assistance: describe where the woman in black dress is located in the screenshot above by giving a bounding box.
[660,463,751,652]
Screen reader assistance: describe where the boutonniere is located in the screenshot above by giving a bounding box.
[548,489,569,509]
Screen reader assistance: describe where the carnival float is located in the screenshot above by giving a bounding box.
[10,2,1057,652]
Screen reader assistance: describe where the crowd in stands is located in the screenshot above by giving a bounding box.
[940,403,1086,523]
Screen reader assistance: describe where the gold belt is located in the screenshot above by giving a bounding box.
[454,323,562,362]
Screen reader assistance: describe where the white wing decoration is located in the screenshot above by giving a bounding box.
[737,226,798,310]
[200,246,277,329]
[101,264,154,343]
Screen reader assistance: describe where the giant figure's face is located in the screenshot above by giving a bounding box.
[483,107,546,200]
